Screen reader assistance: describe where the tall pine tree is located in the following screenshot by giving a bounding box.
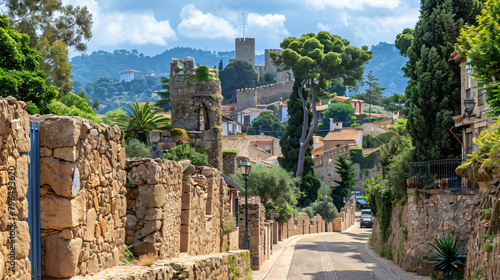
[332,155,356,212]
[403,0,482,162]
[278,79,322,206]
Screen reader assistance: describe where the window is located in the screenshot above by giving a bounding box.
[465,132,473,155]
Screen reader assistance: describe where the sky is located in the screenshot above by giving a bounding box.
[63,0,421,56]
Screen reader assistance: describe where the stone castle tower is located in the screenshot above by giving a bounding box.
[150,56,223,170]
[235,38,255,68]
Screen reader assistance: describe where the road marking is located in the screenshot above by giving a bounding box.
[320,242,338,280]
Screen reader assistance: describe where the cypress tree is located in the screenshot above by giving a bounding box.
[332,155,356,212]
[404,0,482,161]
[218,59,223,72]
[278,79,322,206]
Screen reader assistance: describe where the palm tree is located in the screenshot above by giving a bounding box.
[115,101,170,144]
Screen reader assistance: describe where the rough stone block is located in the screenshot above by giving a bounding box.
[40,157,78,197]
[139,185,167,208]
[41,195,85,230]
[53,146,79,162]
[33,115,82,148]
[44,235,82,278]
[139,220,162,238]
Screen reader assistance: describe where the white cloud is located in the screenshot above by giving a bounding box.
[247,13,289,37]
[93,12,177,46]
[304,0,401,10]
[63,0,176,46]
[178,4,238,39]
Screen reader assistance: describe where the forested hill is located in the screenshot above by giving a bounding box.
[363,42,408,96]
[70,47,236,86]
[70,43,407,95]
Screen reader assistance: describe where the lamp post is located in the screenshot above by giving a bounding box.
[239,159,252,250]
[324,195,328,232]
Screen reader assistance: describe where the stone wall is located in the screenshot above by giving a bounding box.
[239,196,268,270]
[222,151,237,175]
[125,158,183,259]
[222,135,250,157]
[463,176,500,280]
[71,251,252,280]
[236,81,294,111]
[31,115,128,278]
[0,97,31,280]
[373,188,480,275]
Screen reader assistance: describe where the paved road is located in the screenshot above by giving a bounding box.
[261,213,429,280]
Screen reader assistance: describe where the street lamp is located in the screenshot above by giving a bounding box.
[463,99,476,118]
[239,158,252,250]
[324,195,328,232]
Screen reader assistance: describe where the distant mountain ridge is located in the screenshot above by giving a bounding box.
[70,43,408,96]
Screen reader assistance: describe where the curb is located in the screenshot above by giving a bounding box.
[363,242,399,279]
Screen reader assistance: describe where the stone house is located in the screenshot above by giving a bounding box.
[278,99,289,123]
[451,52,494,159]
[332,96,365,115]
[119,69,155,82]
[236,108,274,128]
[248,133,281,156]
[323,127,363,151]
[221,116,243,136]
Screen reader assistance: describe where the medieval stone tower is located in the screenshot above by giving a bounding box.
[235,38,255,68]
[150,56,223,170]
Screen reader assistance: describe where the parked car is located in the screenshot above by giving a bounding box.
[360,215,373,228]
[361,209,371,216]
[356,198,368,209]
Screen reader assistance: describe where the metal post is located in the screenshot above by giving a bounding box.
[324,195,328,232]
[243,175,250,250]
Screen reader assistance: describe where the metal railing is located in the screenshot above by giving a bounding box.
[408,159,476,190]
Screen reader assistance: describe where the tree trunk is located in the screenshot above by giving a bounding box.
[295,79,320,178]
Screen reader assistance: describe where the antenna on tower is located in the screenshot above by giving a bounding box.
[242,13,245,39]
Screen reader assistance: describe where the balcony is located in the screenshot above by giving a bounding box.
[408,159,476,190]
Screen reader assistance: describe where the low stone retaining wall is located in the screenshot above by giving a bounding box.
[0,97,31,279]
[32,115,128,278]
[372,188,480,275]
[71,251,251,280]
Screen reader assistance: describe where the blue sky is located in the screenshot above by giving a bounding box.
[64,0,421,56]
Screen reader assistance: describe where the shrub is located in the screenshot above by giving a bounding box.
[195,65,213,81]
[164,144,208,166]
[426,235,466,277]
[125,139,150,158]
[224,214,237,234]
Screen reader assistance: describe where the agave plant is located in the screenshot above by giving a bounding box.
[426,234,466,277]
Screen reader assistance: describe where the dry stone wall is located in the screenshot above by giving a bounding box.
[0,97,31,280]
[373,188,480,275]
[239,196,267,270]
[125,158,183,259]
[71,251,252,280]
[32,115,127,278]
[462,176,500,280]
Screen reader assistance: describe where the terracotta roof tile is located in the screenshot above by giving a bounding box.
[323,128,362,141]
[248,134,278,142]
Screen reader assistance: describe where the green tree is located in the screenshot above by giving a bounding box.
[76,90,90,105]
[267,104,278,114]
[358,71,385,118]
[164,144,208,166]
[278,80,322,206]
[316,100,355,137]
[332,155,356,211]
[325,78,346,96]
[0,15,57,114]
[114,101,170,144]
[92,98,100,112]
[247,111,284,138]
[5,1,93,95]
[403,0,482,162]
[272,32,372,177]
[395,28,414,57]
[230,165,300,221]
[100,108,126,125]
[457,0,500,115]
[218,59,223,72]
[155,77,171,111]
[219,60,258,103]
